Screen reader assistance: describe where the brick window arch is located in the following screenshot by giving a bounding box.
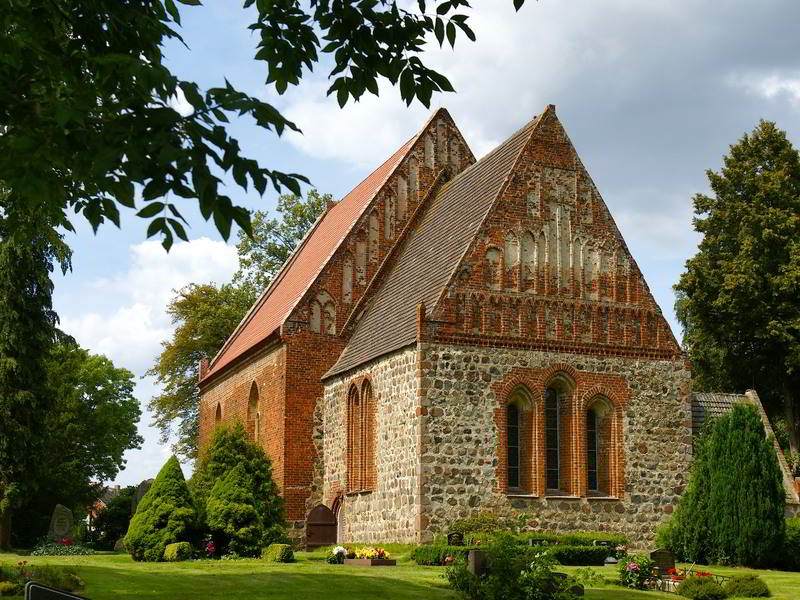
[346,384,361,492]
[214,402,222,424]
[346,379,375,493]
[502,386,534,494]
[247,381,260,443]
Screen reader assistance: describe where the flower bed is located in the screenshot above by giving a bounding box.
[329,546,395,566]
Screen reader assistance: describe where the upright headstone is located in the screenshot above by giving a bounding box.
[447,532,464,546]
[47,504,74,541]
[467,549,488,577]
[131,478,153,515]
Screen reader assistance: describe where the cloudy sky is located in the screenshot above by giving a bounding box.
[53,0,800,486]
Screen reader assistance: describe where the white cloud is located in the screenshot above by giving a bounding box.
[728,71,800,107]
[58,237,239,485]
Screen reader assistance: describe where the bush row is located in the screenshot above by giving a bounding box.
[413,541,612,567]
[463,528,626,549]
[675,574,771,600]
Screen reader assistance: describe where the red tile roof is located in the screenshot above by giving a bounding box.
[201,136,418,382]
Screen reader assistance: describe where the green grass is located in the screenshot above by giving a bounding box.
[1,550,799,600]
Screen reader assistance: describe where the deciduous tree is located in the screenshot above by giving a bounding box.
[675,120,800,452]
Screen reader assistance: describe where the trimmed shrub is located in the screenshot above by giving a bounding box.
[449,512,517,536]
[163,541,194,562]
[125,456,197,562]
[676,576,727,600]
[262,543,294,563]
[559,531,627,547]
[723,574,770,597]
[411,544,474,566]
[206,464,263,557]
[548,545,609,566]
[782,517,800,571]
[0,581,18,597]
[665,404,786,566]
[192,423,284,545]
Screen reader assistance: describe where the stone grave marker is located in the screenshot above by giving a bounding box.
[447,532,464,546]
[467,549,488,577]
[47,504,73,540]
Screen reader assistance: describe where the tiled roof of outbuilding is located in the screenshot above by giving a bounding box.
[691,392,748,432]
[327,115,543,377]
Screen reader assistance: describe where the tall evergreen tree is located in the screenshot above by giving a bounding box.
[675,121,800,452]
[667,403,785,566]
[125,456,196,562]
[206,465,263,557]
[0,208,68,549]
[192,423,283,543]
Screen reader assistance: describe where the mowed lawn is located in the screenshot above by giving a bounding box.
[2,548,800,600]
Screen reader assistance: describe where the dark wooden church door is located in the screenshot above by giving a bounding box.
[306,504,337,548]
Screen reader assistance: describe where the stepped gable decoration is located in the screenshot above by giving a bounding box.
[328,105,680,378]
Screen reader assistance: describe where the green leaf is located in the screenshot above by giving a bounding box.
[513,0,525,11]
[177,0,201,5]
[164,0,181,24]
[137,202,166,219]
[446,21,456,47]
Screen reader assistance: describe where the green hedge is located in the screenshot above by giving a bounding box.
[464,530,626,550]
[547,545,609,566]
[262,543,294,563]
[411,544,477,566]
[163,542,193,562]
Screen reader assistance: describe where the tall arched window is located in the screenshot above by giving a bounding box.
[361,380,376,490]
[504,386,533,493]
[346,384,362,492]
[247,382,260,442]
[507,403,521,489]
[342,253,354,304]
[585,397,616,497]
[214,402,222,424]
[544,387,560,491]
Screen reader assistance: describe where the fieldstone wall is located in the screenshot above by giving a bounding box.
[320,347,420,543]
[418,342,692,547]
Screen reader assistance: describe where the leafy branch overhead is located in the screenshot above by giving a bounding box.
[1,0,526,249]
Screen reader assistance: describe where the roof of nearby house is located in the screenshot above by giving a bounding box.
[201,136,418,383]
[326,114,542,377]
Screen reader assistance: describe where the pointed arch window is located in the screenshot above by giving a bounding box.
[485,248,503,290]
[503,386,533,494]
[346,380,376,492]
[310,291,336,334]
[214,402,222,424]
[544,387,560,491]
[586,409,598,491]
[247,382,260,443]
[585,396,619,497]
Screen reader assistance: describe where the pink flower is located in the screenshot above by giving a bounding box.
[626,562,640,572]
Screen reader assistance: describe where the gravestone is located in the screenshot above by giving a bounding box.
[25,582,88,600]
[131,478,153,515]
[650,548,675,573]
[47,504,73,540]
[467,549,488,577]
[447,532,464,546]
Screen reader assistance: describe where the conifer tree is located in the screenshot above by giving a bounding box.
[206,465,263,557]
[667,403,785,566]
[125,456,196,562]
[192,422,284,543]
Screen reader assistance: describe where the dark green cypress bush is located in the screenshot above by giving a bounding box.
[192,422,284,544]
[666,403,785,566]
[781,517,800,570]
[206,464,263,557]
[124,456,196,562]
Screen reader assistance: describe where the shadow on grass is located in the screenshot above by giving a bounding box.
[72,564,458,600]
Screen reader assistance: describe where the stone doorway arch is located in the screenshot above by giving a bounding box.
[306,504,337,549]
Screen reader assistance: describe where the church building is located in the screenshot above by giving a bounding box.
[197,105,798,545]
